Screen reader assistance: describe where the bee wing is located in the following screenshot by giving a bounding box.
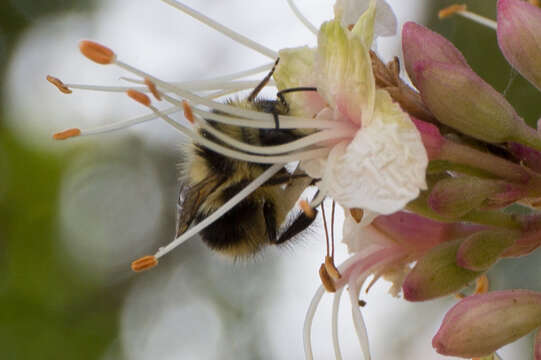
[176,176,222,237]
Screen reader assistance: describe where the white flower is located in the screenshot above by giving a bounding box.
[275,0,428,216]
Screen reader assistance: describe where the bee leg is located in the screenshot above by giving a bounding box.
[274,209,318,245]
[263,201,278,244]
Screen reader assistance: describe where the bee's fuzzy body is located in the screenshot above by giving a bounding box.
[178,98,316,257]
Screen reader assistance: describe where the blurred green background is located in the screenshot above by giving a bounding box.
[2,1,541,359]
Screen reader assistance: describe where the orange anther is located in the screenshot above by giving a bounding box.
[474,274,489,294]
[144,78,162,101]
[350,208,364,223]
[131,255,158,272]
[46,75,72,94]
[182,100,194,124]
[299,200,315,218]
[438,4,467,19]
[127,89,151,107]
[53,128,81,140]
[529,0,540,7]
[324,255,341,280]
[79,40,116,65]
[319,263,336,293]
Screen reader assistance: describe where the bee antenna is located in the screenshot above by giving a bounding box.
[247,57,280,102]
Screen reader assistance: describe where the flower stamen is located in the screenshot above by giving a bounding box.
[53,128,81,140]
[474,274,490,294]
[144,78,162,101]
[46,75,72,94]
[286,0,318,35]
[160,0,277,59]
[331,287,345,360]
[182,100,194,124]
[303,286,325,360]
[126,89,151,107]
[319,263,337,292]
[321,202,342,281]
[439,4,497,30]
[79,40,116,64]
[131,255,158,272]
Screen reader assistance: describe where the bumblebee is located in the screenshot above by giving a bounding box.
[176,64,319,257]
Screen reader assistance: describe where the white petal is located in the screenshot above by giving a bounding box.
[342,214,390,255]
[316,19,375,126]
[334,0,397,39]
[324,89,428,214]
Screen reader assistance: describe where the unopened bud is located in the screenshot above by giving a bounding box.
[416,61,541,149]
[402,22,469,87]
[433,290,541,358]
[402,239,481,301]
[456,230,517,271]
[497,0,541,91]
[428,176,506,219]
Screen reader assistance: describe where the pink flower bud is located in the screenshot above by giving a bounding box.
[402,22,469,87]
[428,176,507,219]
[416,61,541,149]
[456,230,517,271]
[497,0,541,91]
[433,290,541,358]
[402,239,482,301]
[502,215,541,257]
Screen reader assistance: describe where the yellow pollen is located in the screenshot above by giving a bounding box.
[299,200,315,218]
[144,78,162,101]
[324,255,341,280]
[438,4,467,19]
[182,100,195,124]
[131,255,158,272]
[127,89,152,107]
[79,40,116,65]
[53,128,81,140]
[46,75,72,94]
[350,208,364,223]
[529,0,540,6]
[319,263,336,292]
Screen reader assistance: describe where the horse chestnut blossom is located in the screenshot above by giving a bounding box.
[47,0,541,359]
